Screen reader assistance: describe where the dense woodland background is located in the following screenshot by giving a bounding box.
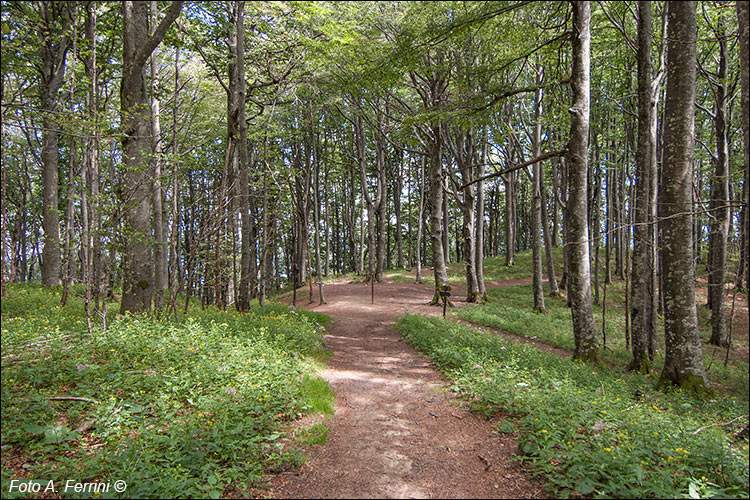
[1,1,748,389]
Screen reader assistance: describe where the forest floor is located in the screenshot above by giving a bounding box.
[266,278,547,499]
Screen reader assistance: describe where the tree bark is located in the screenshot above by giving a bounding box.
[531,73,546,312]
[567,0,599,362]
[656,0,709,393]
[39,1,73,286]
[150,0,167,313]
[415,155,425,284]
[504,170,516,267]
[120,0,181,314]
[629,0,654,373]
[738,0,750,302]
[430,123,450,303]
[232,0,254,312]
[707,20,730,347]
[475,129,488,300]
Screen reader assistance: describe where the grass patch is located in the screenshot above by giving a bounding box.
[455,283,749,399]
[299,374,335,415]
[396,314,749,499]
[295,423,329,446]
[1,283,330,498]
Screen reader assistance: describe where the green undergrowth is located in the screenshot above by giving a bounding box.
[456,284,749,399]
[1,283,331,498]
[294,422,330,446]
[396,314,749,499]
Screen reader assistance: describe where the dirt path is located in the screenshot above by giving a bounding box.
[266,280,545,499]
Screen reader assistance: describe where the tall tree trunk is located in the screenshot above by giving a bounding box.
[233,0,254,312]
[120,1,182,314]
[356,117,376,281]
[504,170,516,266]
[567,0,599,362]
[166,15,183,318]
[375,127,387,281]
[531,72,546,311]
[429,123,450,304]
[738,0,750,301]
[313,130,326,304]
[39,1,72,286]
[629,0,654,373]
[394,150,404,269]
[454,130,479,302]
[151,0,167,313]
[707,22,730,347]
[61,5,79,308]
[1,77,6,298]
[415,155,425,284]
[656,0,709,393]
[475,130,488,300]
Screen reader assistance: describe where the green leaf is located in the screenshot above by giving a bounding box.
[23,423,47,435]
[688,481,701,499]
[41,425,79,444]
[575,479,595,495]
[499,421,515,434]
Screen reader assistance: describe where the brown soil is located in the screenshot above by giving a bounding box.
[266,279,546,499]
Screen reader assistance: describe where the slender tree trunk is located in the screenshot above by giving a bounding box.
[738,0,750,302]
[629,0,654,373]
[151,0,167,313]
[1,78,6,298]
[656,1,709,393]
[415,155,425,284]
[504,170,516,266]
[443,175,450,265]
[475,129,488,300]
[60,135,77,307]
[166,15,183,319]
[356,117,376,281]
[567,0,599,362]
[39,1,72,286]
[394,150,404,269]
[429,124,450,304]
[707,23,730,347]
[532,82,546,313]
[61,7,78,307]
[455,131,479,302]
[313,120,326,304]
[375,128,387,281]
[233,0,254,312]
[540,179,559,296]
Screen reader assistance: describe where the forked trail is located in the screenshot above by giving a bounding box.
[267,279,544,499]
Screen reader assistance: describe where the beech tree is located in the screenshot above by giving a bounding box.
[567,0,599,362]
[37,1,73,286]
[656,0,708,393]
[119,1,182,314]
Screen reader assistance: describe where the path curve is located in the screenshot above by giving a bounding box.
[267,279,545,499]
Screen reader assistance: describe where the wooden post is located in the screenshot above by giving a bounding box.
[440,285,452,318]
[371,271,375,304]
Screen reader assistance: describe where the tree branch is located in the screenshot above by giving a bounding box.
[458,149,567,190]
[130,1,183,82]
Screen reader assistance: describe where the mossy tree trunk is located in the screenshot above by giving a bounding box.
[656,0,709,394]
